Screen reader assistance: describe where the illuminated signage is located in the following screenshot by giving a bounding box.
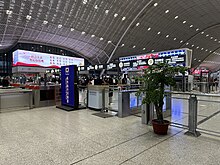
[13,50,84,68]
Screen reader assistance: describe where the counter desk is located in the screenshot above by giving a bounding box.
[0,88,33,113]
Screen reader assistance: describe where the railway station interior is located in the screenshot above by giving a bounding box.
[0,0,220,164]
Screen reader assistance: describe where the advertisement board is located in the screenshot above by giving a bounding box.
[13,50,84,68]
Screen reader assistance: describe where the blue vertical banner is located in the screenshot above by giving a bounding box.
[61,65,75,107]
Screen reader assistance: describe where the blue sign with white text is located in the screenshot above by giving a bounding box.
[61,65,75,107]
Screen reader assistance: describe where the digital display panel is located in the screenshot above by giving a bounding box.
[13,50,84,68]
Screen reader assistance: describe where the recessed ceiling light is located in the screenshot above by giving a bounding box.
[136,22,140,26]
[201,31,204,34]
[91,34,95,37]
[196,46,199,49]
[186,42,189,45]
[81,31,85,35]
[190,25,193,28]
[192,44,194,47]
[214,39,218,41]
[26,15,32,20]
[218,41,220,43]
[94,5,98,9]
[174,38,177,40]
[157,31,161,35]
[100,37,104,40]
[108,41,112,43]
[180,40,183,43]
[114,13,118,17]
[122,17,126,21]
[147,27,151,31]
[133,45,136,48]
[121,44,125,47]
[154,3,158,7]
[71,28,74,31]
[105,10,109,14]
[43,20,48,25]
[152,50,155,52]
[198,60,201,62]
[83,0,87,4]
[206,34,209,37]
[205,49,208,51]
[166,35,169,38]
[183,20,186,24]
[201,48,204,50]
[143,48,146,50]
[196,28,199,31]
[174,15,179,19]
[210,50,212,53]
[58,24,62,28]
[210,37,213,39]
[165,10,169,13]
[194,58,197,61]
[6,10,12,15]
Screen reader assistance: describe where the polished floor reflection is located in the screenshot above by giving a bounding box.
[0,106,219,165]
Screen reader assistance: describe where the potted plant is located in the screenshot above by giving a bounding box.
[136,62,187,135]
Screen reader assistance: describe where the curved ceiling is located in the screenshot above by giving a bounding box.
[0,0,220,71]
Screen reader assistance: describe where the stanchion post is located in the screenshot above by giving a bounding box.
[185,94,201,137]
[141,103,154,125]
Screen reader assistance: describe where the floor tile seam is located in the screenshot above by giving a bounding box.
[197,110,220,126]
[69,131,151,165]
[119,129,184,165]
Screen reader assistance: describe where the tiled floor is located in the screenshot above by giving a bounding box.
[0,106,219,165]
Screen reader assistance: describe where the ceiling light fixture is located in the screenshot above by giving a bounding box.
[183,20,186,24]
[196,28,199,31]
[214,39,218,41]
[186,42,189,45]
[26,15,32,20]
[122,17,126,21]
[83,0,87,4]
[154,3,158,7]
[201,31,204,34]
[180,40,183,43]
[133,45,136,48]
[152,50,155,52]
[157,31,161,35]
[81,31,85,35]
[205,49,208,51]
[174,38,177,40]
[190,25,193,28]
[43,20,48,25]
[143,48,146,50]
[100,37,104,40]
[6,10,12,15]
[210,37,213,39]
[71,28,74,31]
[192,44,194,47]
[108,41,112,44]
[94,5,98,9]
[58,24,62,28]
[114,13,118,17]
[121,44,125,47]
[105,10,109,14]
[201,48,204,50]
[91,34,95,37]
[196,46,199,49]
[165,10,169,13]
[206,34,209,37]
[147,27,151,31]
[174,15,179,19]
[136,22,140,26]
[166,35,169,38]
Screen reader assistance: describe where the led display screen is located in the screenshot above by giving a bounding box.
[13,50,84,68]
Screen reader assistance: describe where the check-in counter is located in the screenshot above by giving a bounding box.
[32,85,61,107]
[87,85,109,110]
[0,88,33,113]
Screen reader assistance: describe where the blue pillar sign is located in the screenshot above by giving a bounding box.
[61,65,75,107]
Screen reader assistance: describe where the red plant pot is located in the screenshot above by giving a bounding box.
[152,119,170,135]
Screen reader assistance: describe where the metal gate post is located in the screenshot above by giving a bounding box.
[141,103,154,125]
[185,95,201,137]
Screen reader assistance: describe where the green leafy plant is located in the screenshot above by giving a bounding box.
[136,63,187,123]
